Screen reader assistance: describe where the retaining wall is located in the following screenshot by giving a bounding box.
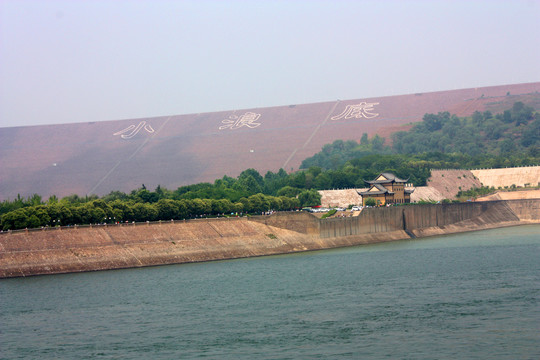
[1,200,538,278]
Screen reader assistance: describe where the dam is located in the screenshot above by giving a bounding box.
[1,199,539,278]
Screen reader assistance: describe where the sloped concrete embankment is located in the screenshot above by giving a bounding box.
[401,200,530,238]
[0,218,315,278]
[505,199,540,221]
[0,212,410,278]
[1,200,538,278]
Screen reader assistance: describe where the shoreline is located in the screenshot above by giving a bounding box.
[1,199,538,278]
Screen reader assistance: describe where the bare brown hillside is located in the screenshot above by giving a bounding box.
[1,82,539,200]
[425,170,482,199]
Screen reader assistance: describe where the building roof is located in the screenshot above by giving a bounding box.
[365,172,408,185]
[358,183,394,196]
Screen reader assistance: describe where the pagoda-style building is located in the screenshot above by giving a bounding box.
[359,173,414,205]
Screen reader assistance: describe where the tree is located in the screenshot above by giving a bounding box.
[276,186,301,197]
[278,196,292,210]
[47,195,58,204]
[211,199,233,214]
[502,110,513,123]
[423,112,446,131]
[72,204,91,224]
[371,134,385,151]
[360,132,369,145]
[187,198,209,216]
[472,111,484,125]
[131,203,157,222]
[101,191,128,202]
[314,172,332,189]
[521,118,540,147]
[268,197,283,211]
[1,209,28,230]
[290,171,307,188]
[233,202,244,214]
[238,168,264,186]
[33,206,51,226]
[233,174,262,195]
[133,188,159,203]
[330,170,355,188]
[28,194,43,206]
[156,199,179,220]
[307,166,322,178]
[90,207,107,223]
[110,200,133,221]
[247,194,271,213]
[176,199,189,219]
[298,189,321,207]
[26,215,41,229]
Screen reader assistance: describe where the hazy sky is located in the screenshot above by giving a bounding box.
[1,0,539,128]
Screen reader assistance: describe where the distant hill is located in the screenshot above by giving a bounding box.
[1,82,539,200]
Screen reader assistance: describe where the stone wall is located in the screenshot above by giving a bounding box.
[505,199,540,221]
[320,206,404,238]
[318,200,536,239]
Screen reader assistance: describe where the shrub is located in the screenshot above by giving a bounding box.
[364,198,377,207]
[321,209,337,219]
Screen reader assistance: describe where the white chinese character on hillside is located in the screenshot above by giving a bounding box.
[331,102,380,120]
[113,121,155,139]
[219,112,262,130]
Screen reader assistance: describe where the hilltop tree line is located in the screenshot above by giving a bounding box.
[392,102,538,156]
[1,102,539,230]
[301,101,539,171]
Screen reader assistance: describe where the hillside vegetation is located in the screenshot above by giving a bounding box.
[301,101,539,171]
[1,102,539,230]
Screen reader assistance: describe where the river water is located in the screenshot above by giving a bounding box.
[1,225,539,359]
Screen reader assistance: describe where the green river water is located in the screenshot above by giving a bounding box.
[1,225,539,359]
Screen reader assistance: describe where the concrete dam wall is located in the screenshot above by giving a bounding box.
[1,200,538,278]
[317,200,532,239]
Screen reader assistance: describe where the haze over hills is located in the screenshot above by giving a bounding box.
[1,82,539,200]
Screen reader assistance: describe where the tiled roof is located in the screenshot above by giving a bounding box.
[365,172,408,184]
[358,183,393,196]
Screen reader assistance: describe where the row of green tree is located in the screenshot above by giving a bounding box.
[1,191,325,230]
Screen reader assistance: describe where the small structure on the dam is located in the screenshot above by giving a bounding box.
[359,173,414,205]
